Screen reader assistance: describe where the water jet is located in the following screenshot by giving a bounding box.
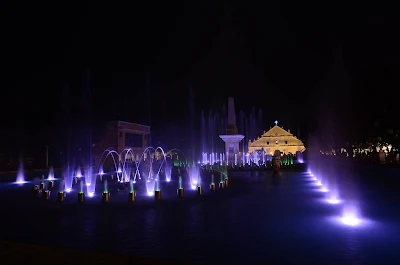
[48,181,54,189]
[78,181,85,202]
[155,190,162,200]
[58,191,65,201]
[219,182,224,189]
[78,192,85,202]
[197,186,203,195]
[210,183,216,192]
[177,188,184,198]
[177,174,184,198]
[102,192,110,202]
[15,160,25,184]
[128,191,136,202]
[197,171,203,195]
[43,190,50,200]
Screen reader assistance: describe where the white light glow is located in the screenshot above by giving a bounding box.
[66,188,72,192]
[320,187,329,192]
[326,198,341,204]
[14,181,27,185]
[88,192,94,197]
[147,191,154,196]
[341,215,361,226]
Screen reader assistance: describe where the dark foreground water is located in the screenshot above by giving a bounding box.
[1,161,400,264]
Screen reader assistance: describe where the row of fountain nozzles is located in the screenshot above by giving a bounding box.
[32,178,229,202]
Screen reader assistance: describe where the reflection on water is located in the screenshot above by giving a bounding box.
[272,172,281,185]
[341,230,361,265]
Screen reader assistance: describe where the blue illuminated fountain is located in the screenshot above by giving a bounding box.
[15,160,26,184]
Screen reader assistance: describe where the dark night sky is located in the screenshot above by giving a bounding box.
[2,1,399,142]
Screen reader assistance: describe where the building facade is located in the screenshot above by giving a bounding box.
[93,121,150,165]
[248,125,305,155]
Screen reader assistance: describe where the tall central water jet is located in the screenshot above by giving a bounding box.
[165,166,171,182]
[47,166,55,181]
[15,160,25,184]
[64,165,73,192]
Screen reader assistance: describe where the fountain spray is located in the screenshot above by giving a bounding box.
[179,176,183,189]
[210,173,216,192]
[58,179,65,201]
[102,179,109,202]
[197,171,202,187]
[129,178,134,193]
[39,175,45,190]
[177,169,184,198]
[197,171,203,195]
[78,180,85,202]
[103,179,108,193]
[154,174,161,200]
[128,178,136,202]
[155,175,160,191]
[79,181,84,193]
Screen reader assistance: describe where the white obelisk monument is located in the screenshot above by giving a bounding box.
[219,97,245,165]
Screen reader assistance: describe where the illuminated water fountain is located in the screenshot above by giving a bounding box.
[102,179,109,202]
[219,172,224,189]
[340,203,362,227]
[47,166,55,181]
[177,171,184,198]
[78,180,85,202]
[15,160,26,184]
[39,175,45,190]
[43,183,51,200]
[76,166,82,178]
[128,178,136,202]
[47,166,55,189]
[31,146,207,202]
[154,175,161,200]
[85,166,96,197]
[165,165,171,182]
[210,173,216,192]
[64,165,73,192]
[197,171,203,195]
[58,179,65,201]
[146,166,155,196]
